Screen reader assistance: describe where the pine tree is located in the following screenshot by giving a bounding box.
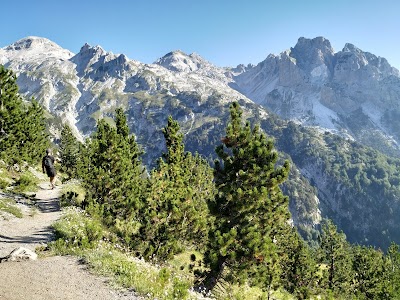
[83,109,145,239]
[59,123,81,179]
[351,245,389,299]
[0,65,24,163]
[278,227,317,299]
[0,66,49,165]
[139,116,214,260]
[386,242,400,298]
[318,219,353,296]
[203,101,290,295]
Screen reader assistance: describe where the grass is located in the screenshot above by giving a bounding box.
[14,171,40,193]
[48,208,194,300]
[84,247,191,300]
[0,177,10,190]
[60,179,86,207]
[0,197,23,218]
[47,207,296,300]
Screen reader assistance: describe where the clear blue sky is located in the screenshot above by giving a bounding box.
[1,0,400,69]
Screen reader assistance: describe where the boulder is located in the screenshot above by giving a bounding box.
[0,247,38,263]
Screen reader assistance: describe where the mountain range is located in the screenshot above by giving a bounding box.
[2,36,400,248]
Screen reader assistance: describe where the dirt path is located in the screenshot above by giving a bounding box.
[0,182,140,300]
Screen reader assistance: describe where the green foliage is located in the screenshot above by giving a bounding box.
[386,243,400,298]
[0,197,23,218]
[204,102,290,294]
[278,227,317,298]
[139,116,215,260]
[86,247,191,300]
[80,108,146,243]
[0,66,49,165]
[59,124,81,179]
[275,120,400,249]
[60,180,86,207]
[318,219,353,296]
[49,207,192,299]
[52,208,104,250]
[0,177,10,190]
[351,245,389,299]
[14,171,39,192]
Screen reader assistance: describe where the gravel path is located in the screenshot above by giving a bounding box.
[0,182,140,300]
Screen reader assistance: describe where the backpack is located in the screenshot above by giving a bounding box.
[44,156,53,168]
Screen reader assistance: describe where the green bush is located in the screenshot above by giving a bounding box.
[0,178,9,190]
[60,180,86,207]
[52,208,104,250]
[14,172,39,192]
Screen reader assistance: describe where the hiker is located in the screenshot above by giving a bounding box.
[42,149,56,189]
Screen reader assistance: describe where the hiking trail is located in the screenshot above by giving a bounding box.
[0,181,139,300]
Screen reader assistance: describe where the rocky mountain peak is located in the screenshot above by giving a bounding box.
[229,63,254,75]
[155,50,210,72]
[75,43,106,58]
[342,42,361,53]
[71,43,109,76]
[0,36,73,63]
[289,36,335,76]
[6,36,61,51]
[335,43,399,79]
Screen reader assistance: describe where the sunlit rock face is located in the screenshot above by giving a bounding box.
[232,36,400,156]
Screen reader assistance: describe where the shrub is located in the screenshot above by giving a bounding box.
[14,172,39,192]
[0,178,9,190]
[52,208,104,250]
[0,198,23,218]
[60,180,86,207]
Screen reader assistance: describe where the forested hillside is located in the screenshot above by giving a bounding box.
[3,65,400,299]
[3,36,400,250]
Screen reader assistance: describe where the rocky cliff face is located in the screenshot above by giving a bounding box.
[2,36,400,248]
[232,36,400,156]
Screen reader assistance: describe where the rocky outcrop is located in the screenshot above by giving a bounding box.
[233,36,400,156]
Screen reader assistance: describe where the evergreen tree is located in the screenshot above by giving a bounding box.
[387,242,400,298]
[351,245,389,299]
[19,99,49,163]
[0,66,49,164]
[203,101,290,295]
[318,219,353,296]
[83,109,145,239]
[139,116,214,260]
[59,123,81,179]
[278,227,317,299]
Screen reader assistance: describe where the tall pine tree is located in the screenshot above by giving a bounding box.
[0,66,49,165]
[387,242,400,298]
[139,116,214,260]
[59,123,81,179]
[278,227,317,299]
[83,109,145,239]
[203,101,290,295]
[351,245,389,299]
[318,219,353,296]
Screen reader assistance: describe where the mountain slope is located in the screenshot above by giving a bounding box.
[2,36,400,248]
[232,36,400,156]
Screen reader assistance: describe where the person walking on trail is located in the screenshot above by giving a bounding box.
[42,149,56,189]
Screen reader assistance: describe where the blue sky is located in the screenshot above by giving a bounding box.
[1,0,400,69]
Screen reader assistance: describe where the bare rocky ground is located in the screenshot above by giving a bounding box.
[0,181,140,300]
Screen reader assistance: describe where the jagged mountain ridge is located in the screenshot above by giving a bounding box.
[231,36,400,156]
[2,36,400,248]
[0,36,251,139]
